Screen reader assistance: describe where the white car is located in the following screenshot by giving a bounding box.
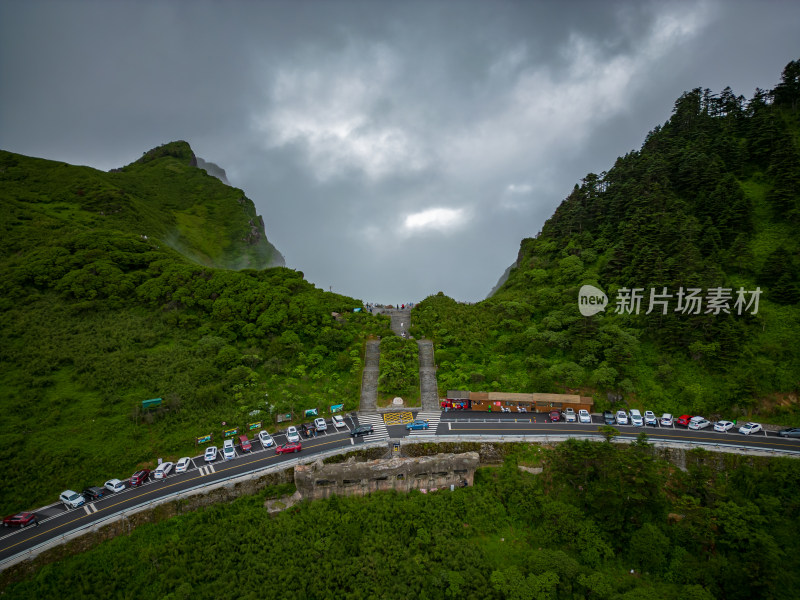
[661,413,674,427]
[615,411,629,425]
[644,411,658,426]
[578,409,591,423]
[153,462,174,479]
[60,490,85,509]
[629,409,643,427]
[314,417,328,432]
[332,415,346,429]
[286,426,300,443]
[175,457,192,473]
[739,422,762,435]
[564,408,576,422]
[204,446,218,462]
[714,420,735,432]
[688,417,711,430]
[258,430,275,448]
[104,479,126,494]
[223,439,236,460]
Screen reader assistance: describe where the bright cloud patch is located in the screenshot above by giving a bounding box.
[402,208,467,235]
[256,43,429,181]
[507,184,532,194]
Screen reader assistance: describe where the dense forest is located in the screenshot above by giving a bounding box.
[413,60,800,420]
[0,145,388,513]
[3,439,799,599]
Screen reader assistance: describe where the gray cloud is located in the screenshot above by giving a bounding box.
[2,0,799,302]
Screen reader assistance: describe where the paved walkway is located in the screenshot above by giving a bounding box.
[417,339,440,411]
[359,340,380,412]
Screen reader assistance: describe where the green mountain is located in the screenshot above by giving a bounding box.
[414,60,800,419]
[0,141,386,513]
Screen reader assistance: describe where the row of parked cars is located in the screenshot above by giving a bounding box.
[598,409,800,437]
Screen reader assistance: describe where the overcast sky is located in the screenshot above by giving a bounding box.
[1,1,798,303]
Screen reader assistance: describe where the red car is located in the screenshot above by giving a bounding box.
[275,441,302,455]
[238,435,252,453]
[676,415,693,427]
[549,410,562,422]
[130,469,151,487]
[3,512,38,528]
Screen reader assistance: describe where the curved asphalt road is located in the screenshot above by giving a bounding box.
[2,412,798,566]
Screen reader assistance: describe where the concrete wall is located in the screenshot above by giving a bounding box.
[294,453,480,500]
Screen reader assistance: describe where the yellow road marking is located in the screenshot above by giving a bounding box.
[383,412,414,425]
[448,425,800,449]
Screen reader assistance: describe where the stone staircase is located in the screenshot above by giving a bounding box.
[417,339,440,411]
[359,340,380,412]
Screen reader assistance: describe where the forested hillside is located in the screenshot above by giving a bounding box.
[0,143,387,513]
[4,441,799,599]
[413,60,800,419]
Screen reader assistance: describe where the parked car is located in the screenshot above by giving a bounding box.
[130,469,150,487]
[238,435,252,453]
[578,409,592,423]
[564,408,577,422]
[549,410,562,422]
[603,410,616,425]
[350,424,374,437]
[688,417,711,430]
[714,420,735,432]
[3,512,38,528]
[738,422,762,435]
[676,415,693,427]
[286,426,300,443]
[275,441,302,455]
[175,457,192,473]
[778,428,800,438]
[82,486,105,501]
[223,439,236,460]
[204,446,218,462]
[332,415,346,429]
[300,423,317,438]
[314,417,328,432]
[406,419,429,430]
[615,411,629,426]
[661,413,674,427]
[104,479,126,494]
[60,490,85,509]
[153,462,174,479]
[644,411,658,426]
[629,409,643,427]
[258,430,275,449]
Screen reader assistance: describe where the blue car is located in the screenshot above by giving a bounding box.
[406,420,429,430]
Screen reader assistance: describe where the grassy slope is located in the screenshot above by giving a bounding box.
[0,145,387,514]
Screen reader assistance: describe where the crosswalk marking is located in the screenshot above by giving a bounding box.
[83,503,97,515]
[408,411,441,436]
[356,413,391,441]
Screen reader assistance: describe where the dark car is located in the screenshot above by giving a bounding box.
[275,441,302,454]
[602,410,616,425]
[549,410,562,422]
[82,486,105,501]
[350,424,374,437]
[300,423,317,438]
[778,428,800,439]
[130,469,150,487]
[3,512,38,528]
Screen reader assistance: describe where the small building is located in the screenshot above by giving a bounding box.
[445,390,593,413]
